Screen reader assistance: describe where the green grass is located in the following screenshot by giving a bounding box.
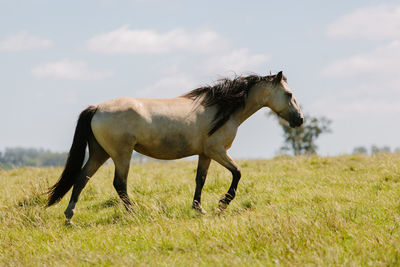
[1,154,400,266]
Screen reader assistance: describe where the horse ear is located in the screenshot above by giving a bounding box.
[274,71,283,84]
[277,71,283,80]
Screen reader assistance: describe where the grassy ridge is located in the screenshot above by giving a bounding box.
[1,154,400,266]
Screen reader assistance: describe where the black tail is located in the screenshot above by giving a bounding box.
[47,105,98,206]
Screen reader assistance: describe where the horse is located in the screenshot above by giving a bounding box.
[47,71,303,223]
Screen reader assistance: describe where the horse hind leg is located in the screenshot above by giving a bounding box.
[112,153,133,212]
[64,137,109,223]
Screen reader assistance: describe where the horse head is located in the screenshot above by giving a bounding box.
[265,71,304,128]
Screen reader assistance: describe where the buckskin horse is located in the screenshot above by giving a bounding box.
[47,71,303,223]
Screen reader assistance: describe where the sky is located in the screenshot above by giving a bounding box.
[0,0,399,158]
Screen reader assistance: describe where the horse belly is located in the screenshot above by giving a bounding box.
[134,133,198,160]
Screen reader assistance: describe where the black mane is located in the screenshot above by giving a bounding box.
[183,74,278,135]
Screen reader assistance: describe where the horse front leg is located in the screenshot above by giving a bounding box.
[192,154,211,214]
[207,147,241,212]
[219,168,241,211]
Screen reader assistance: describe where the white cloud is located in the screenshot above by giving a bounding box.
[322,40,400,77]
[320,42,400,118]
[31,59,113,81]
[327,4,400,40]
[138,73,198,98]
[202,48,269,75]
[0,32,53,52]
[86,26,227,54]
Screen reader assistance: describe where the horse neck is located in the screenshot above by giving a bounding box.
[233,83,272,125]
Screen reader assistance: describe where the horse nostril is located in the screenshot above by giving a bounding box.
[295,116,304,127]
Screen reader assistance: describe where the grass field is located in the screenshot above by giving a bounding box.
[1,153,400,266]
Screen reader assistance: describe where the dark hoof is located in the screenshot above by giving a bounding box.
[64,219,74,226]
[192,200,207,215]
[64,208,74,221]
[218,193,233,212]
[218,201,228,212]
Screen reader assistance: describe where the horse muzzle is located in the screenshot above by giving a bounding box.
[289,116,304,128]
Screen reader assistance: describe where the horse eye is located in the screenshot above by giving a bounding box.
[286,92,293,98]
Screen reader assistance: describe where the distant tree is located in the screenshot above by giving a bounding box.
[371,145,379,154]
[269,112,332,156]
[371,145,391,154]
[0,147,67,169]
[353,146,368,155]
[0,147,158,169]
[39,151,68,167]
[381,146,391,153]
